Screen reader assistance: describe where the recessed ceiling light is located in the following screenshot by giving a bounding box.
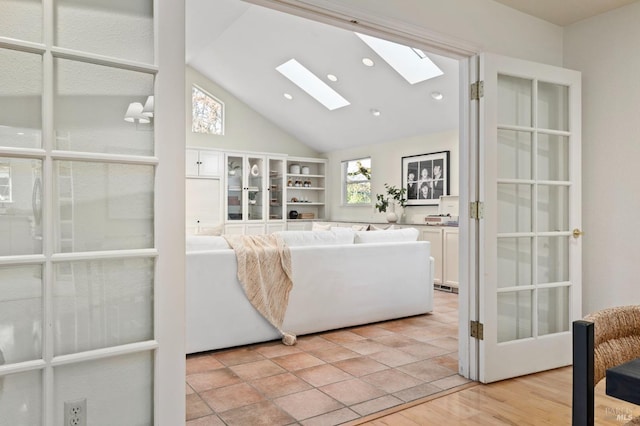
[431,91,444,100]
[283,93,293,100]
[370,109,381,117]
[356,33,443,84]
[327,74,338,82]
[276,59,350,111]
[362,57,375,67]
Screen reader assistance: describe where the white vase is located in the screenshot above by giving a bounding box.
[386,204,398,223]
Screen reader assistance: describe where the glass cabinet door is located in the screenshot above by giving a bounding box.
[227,155,244,221]
[246,156,264,221]
[268,158,284,221]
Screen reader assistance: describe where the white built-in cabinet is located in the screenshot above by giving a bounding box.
[186,149,224,233]
[186,149,328,234]
[224,152,287,235]
[419,226,459,291]
[186,149,223,177]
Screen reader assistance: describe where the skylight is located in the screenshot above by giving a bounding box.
[276,59,350,111]
[355,33,443,85]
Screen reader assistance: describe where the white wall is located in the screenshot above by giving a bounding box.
[326,129,458,223]
[564,2,640,314]
[186,66,319,157]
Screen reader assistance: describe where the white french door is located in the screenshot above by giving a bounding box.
[476,53,582,383]
[0,1,187,424]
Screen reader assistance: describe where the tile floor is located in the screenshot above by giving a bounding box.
[186,290,466,426]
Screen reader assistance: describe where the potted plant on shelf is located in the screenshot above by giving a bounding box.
[374,184,407,223]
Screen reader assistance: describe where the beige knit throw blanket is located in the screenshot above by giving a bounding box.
[224,234,297,345]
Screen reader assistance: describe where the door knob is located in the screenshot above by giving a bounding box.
[572,228,584,238]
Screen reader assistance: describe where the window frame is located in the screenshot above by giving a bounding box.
[342,157,372,206]
[0,162,12,203]
[191,84,225,135]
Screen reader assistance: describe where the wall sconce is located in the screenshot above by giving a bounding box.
[124,96,154,124]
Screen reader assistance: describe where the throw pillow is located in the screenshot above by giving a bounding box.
[354,228,419,244]
[369,224,396,231]
[311,222,332,231]
[277,228,355,246]
[197,224,224,236]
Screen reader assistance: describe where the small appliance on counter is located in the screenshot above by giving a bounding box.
[424,195,459,226]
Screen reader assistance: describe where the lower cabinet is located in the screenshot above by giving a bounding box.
[442,228,459,290]
[418,226,459,292]
[225,223,286,235]
[225,224,263,235]
[266,223,287,233]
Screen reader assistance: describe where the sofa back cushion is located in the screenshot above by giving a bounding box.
[186,235,230,251]
[354,227,419,244]
[369,224,396,231]
[277,228,355,247]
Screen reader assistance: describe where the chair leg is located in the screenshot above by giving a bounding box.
[573,320,594,426]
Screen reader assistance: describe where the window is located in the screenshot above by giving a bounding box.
[0,163,11,202]
[192,85,224,135]
[343,157,371,204]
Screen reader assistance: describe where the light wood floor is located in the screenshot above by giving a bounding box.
[351,366,640,425]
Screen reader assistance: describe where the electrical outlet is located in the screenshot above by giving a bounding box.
[64,399,87,426]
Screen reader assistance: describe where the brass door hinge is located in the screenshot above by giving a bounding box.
[471,81,484,100]
[470,201,484,220]
[470,320,484,340]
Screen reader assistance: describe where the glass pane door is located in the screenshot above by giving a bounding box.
[227,155,243,221]
[268,158,284,220]
[1,0,160,423]
[247,156,264,221]
[478,53,581,383]
[496,75,571,343]
[0,48,42,149]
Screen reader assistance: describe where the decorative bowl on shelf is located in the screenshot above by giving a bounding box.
[289,164,300,174]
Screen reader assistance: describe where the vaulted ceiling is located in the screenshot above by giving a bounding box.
[186,0,459,153]
[186,0,636,153]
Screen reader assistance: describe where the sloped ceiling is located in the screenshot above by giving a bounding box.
[492,0,637,26]
[186,0,638,153]
[186,0,459,154]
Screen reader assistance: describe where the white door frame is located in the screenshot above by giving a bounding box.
[245,0,483,380]
[156,0,187,424]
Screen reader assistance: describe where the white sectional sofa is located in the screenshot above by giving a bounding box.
[186,228,434,354]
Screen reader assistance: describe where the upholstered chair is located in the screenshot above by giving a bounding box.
[573,305,640,426]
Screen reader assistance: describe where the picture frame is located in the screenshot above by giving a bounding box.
[402,151,450,206]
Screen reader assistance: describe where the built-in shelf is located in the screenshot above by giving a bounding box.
[286,157,327,221]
